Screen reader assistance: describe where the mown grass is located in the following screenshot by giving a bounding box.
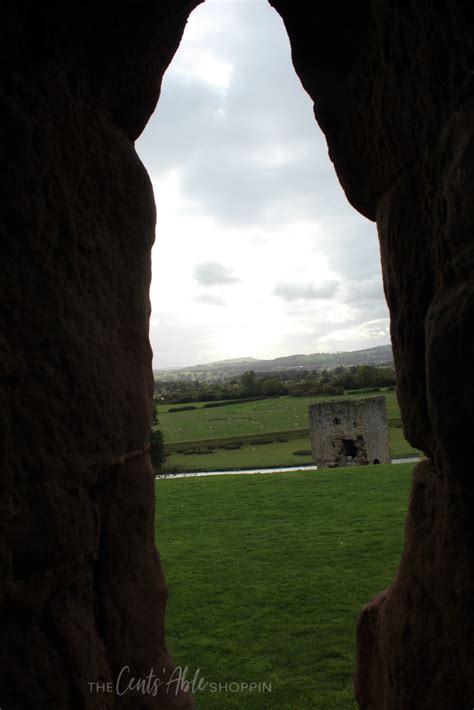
[155,462,413,709]
[388,426,420,459]
[166,436,314,471]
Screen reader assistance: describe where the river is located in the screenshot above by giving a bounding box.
[155,457,420,480]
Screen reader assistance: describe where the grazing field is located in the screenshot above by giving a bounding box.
[156,392,420,471]
[166,431,417,473]
[157,392,400,444]
[167,436,314,472]
[155,462,414,709]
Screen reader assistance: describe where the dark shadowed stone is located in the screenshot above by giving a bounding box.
[355,461,474,709]
[268,3,474,706]
[1,0,474,707]
[0,2,199,707]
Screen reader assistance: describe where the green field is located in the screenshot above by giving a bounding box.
[156,392,420,471]
[157,392,400,444]
[168,436,314,472]
[155,462,413,709]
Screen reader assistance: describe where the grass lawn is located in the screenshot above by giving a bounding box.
[389,426,420,458]
[156,392,401,444]
[165,436,314,472]
[165,428,419,473]
[158,391,419,472]
[155,462,413,709]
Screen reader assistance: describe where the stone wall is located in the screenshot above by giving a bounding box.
[1,1,473,708]
[309,396,390,467]
[269,1,474,707]
[0,2,202,709]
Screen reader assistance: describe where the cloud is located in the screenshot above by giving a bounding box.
[314,318,391,351]
[196,293,226,306]
[138,0,341,228]
[136,0,391,367]
[342,274,385,301]
[273,280,339,302]
[150,315,219,368]
[194,260,239,286]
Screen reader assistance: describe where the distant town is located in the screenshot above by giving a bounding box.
[154,344,393,383]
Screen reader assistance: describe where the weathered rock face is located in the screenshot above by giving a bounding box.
[309,396,390,467]
[0,2,201,708]
[1,0,473,708]
[270,1,474,707]
[355,461,474,709]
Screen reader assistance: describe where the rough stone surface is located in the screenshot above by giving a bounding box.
[269,1,474,706]
[0,2,201,708]
[1,0,474,708]
[309,396,390,467]
[355,461,474,709]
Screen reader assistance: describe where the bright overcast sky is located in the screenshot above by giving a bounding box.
[136,0,390,369]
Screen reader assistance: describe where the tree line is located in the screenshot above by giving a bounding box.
[154,364,396,404]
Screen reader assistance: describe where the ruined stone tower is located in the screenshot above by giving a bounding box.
[2,2,474,707]
[309,395,390,467]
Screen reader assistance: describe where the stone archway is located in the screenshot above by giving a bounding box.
[1,2,473,708]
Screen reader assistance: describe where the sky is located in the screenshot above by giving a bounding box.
[136,0,390,369]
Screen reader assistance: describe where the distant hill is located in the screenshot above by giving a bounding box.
[155,344,393,381]
[197,357,260,368]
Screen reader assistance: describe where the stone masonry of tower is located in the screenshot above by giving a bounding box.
[309,395,390,467]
